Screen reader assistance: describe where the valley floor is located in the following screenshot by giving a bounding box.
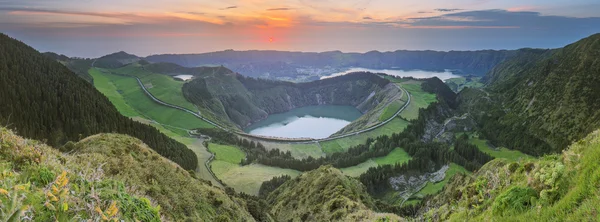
[89,64,531,208]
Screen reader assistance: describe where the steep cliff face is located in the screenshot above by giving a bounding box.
[183,72,393,128]
[246,73,386,114]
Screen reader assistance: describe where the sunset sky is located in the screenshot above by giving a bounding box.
[2,0,600,57]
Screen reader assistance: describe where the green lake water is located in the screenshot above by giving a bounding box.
[244,105,362,139]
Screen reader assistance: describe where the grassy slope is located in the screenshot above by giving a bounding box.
[456,132,532,162]
[444,77,484,92]
[341,148,412,177]
[260,141,325,159]
[373,148,412,165]
[90,68,219,185]
[378,100,403,121]
[89,69,140,117]
[415,163,469,197]
[267,166,402,222]
[90,68,213,133]
[408,132,529,201]
[208,143,245,164]
[114,64,198,111]
[321,117,409,154]
[211,162,301,196]
[423,130,600,221]
[469,136,532,161]
[0,128,255,221]
[398,81,437,120]
[340,159,380,177]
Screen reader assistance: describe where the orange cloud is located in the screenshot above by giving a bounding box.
[507,6,537,12]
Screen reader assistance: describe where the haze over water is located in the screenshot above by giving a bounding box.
[321,68,461,80]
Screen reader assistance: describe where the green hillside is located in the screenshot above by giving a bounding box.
[421,129,600,221]
[6,29,600,222]
[267,166,402,222]
[460,34,600,156]
[0,128,256,221]
[0,33,198,170]
[89,68,215,132]
[93,51,140,69]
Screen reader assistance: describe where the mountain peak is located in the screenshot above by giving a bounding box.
[99,51,139,59]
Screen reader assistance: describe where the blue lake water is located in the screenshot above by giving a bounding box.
[244,105,362,139]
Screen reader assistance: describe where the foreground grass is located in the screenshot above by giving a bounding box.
[424,130,600,221]
[0,128,255,221]
[210,162,300,195]
[208,143,245,164]
[91,68,219,185]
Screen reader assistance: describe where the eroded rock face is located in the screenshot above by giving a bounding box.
[388,165,450,201]
[421,106,477,144]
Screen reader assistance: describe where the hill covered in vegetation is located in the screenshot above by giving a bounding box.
[0,128,256,221]
[0,33,197,170]
[419,129,600,221]
[458,34,600,156]
[93,51,140,69]
[42,52,95,82]
[183,71,397,128]
[266,166,402,222]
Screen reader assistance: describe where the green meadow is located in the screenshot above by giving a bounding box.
[341,148,412,177]
[210,162,301,195]
[321,117,409,154]
[90,68,214,134]
[398,81,437,120]
[208,143,246,164]
[378,100,403,121]
[114,64,199,111]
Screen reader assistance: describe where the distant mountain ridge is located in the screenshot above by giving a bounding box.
[145,49,518,79]
[94,51,141,68]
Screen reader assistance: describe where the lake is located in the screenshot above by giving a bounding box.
[244,105,362,139]
[321,68,460,80]
[174,75,194,80]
